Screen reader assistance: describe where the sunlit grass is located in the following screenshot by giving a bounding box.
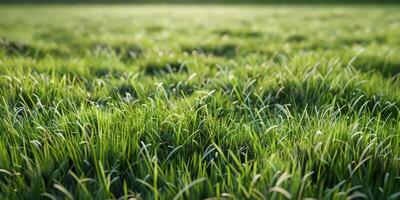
[0,5,400,200]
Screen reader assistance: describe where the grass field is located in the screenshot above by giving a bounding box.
[1,5,400,200]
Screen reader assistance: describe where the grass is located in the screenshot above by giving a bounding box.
[0,4,400,200]
[3,0,400,4]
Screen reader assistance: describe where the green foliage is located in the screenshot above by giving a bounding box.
[2,0,400,4]
[0,5,400,200]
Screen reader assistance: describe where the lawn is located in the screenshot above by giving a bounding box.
[0,4,400,200]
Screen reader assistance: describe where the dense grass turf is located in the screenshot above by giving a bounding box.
[1,5,400,200]
[2,0,400,4]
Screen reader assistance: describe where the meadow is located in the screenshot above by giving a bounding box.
[0,4,400,200]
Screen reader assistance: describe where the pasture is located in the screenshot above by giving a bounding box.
[0,5,400,199]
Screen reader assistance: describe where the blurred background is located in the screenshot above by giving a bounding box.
[1,0,399,4]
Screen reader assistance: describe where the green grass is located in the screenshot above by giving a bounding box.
[0,4,400,200]
[3,0,400,4]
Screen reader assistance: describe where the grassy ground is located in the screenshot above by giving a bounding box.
[0,5,400,200]
[3,0,399,4]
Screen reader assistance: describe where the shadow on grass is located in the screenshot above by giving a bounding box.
[351,55,400,79]
[143,62,188,76]
[182,44,238,58]
[0,38,42,57]
[0,37,74,58]
[270,80,398,119]
[91,43,143,63]
[214,29,262,38]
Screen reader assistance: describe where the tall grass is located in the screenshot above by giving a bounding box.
[0,5,400,200]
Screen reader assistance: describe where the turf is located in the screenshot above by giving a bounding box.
[0,4,400,200]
